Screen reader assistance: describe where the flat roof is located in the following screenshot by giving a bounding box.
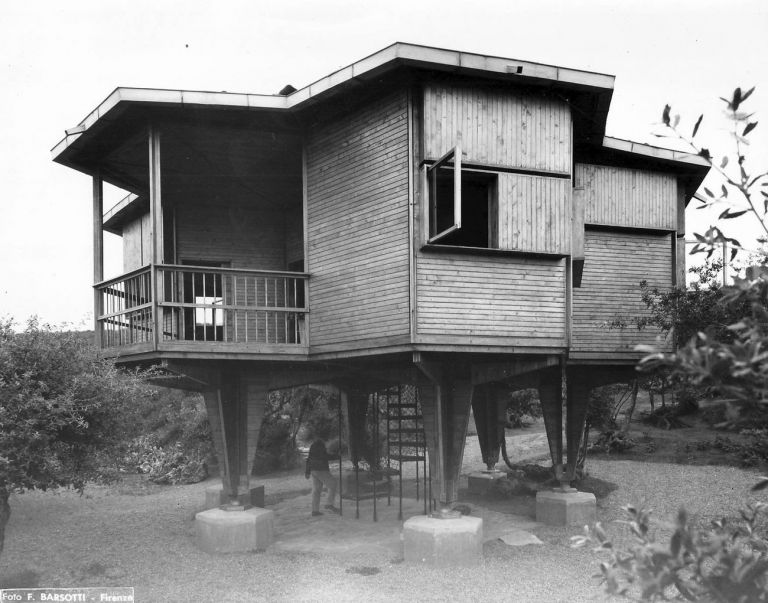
[52,42,616,161]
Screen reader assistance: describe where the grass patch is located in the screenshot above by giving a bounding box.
[0,569,41,588]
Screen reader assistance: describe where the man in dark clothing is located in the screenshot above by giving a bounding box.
[305,439,339,516]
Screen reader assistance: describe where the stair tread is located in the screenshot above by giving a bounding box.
[389,455,426,462]
[389,427,424,433]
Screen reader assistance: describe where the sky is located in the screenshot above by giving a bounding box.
[1,0,767,328]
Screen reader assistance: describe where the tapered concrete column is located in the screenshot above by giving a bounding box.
[417,369,473,506]
[344,385,370,467]
[564,373,592,483]
[471,383,506,470]
[204,370,269,503]
[538,367,564,480]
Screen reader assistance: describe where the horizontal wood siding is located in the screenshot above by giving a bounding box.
[423,84,571,173]
[306,90,411,348]
[176,203,287,270]
[416,253,566,345]
[497,174,571,254]
[122,212,151,272]
[572,230,672,353]
[575,163,677,230]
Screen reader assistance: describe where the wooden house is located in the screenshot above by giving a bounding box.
[52,43,709,509]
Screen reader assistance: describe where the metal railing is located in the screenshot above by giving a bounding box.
[95,264,309,351]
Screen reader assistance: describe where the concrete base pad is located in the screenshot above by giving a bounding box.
[204,485,265,510]
[403,515,483,567]
[467,471,506,495]
[535,490,596,526]
[195,507,274,553]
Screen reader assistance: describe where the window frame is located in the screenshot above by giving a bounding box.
[427,144,462,244]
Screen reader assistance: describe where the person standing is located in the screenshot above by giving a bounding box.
[305,438,339,516]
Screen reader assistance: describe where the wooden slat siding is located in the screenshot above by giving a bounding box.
[176,203,286,270]
[284,205,304,268]
[422,84,572,254]
[122,212,151,272]
[497,174,571,253]
[306,90,411,347]
[423,84,571,173]
[571,230,672,353]
[416,253,566,344]
[575,163,677,230]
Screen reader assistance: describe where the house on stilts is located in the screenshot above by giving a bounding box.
[52,43,709,527]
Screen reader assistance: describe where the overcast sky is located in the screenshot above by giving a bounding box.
[2,0,767,328]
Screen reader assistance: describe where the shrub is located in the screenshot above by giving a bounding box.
[505,389,542,428]
[572,503,768,601]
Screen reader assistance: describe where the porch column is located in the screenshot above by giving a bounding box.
[92,171,103,347]
[148,127,163,349]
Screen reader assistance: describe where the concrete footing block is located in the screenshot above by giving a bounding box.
[403,515,483,567]
[467,470,506,495]
[535,490,596,526]
[204,485,265,510]
[195,507,274,553]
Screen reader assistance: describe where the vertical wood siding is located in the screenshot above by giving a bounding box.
[422,83,572,254]
[416,253,566,346]
[496,174,571,254]
[122,212,151,272]
[571,230,672,353]
[423,84,572,173]
[576,163,677,230]
[306,90,411,348]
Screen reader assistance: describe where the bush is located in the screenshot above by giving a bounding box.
[573,502,768,601]
[505,389,542,428]
[588,430,636,454]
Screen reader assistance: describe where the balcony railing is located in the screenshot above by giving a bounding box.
[95,265,309,353]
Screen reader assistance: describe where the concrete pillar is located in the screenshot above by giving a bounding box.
[345,385,370,467]
[204,369,269,503]
[471,383,506,470]
[565,373,592,483]
[537,367,564,480]
[418,373,473,506]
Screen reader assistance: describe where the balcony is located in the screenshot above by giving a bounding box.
[95,265,309,358]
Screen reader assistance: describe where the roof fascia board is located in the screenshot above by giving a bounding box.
[52,42,616,161]
[602,136,710,169]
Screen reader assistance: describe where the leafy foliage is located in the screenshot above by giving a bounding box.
[659,87,767,258]
[0,318,150,494]
[640,275,768,416]
[505,388,542,428]
[573,503,768,601]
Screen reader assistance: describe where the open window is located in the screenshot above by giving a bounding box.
[428,145,498,248]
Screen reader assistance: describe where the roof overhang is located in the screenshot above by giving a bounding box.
[52,42,616,173]
[577,136,711,201]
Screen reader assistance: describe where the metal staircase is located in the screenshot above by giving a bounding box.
[383,385,431,519]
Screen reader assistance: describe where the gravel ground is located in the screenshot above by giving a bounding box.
[1,440,764,602]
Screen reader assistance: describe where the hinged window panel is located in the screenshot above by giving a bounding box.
[428,145,462,244]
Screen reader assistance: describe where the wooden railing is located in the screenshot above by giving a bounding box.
[96,266,153,348]
[95,265,309,351]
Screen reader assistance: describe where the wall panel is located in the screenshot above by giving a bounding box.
[576,163,677,230]
[416,253,566,346]
[306,90,411,348]
[423,84,572,173]
[572,230,673,353]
